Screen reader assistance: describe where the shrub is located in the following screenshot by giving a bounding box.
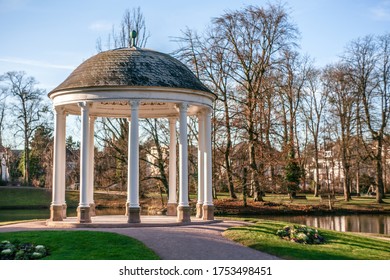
[276,225,325,244]
[0,240,49,260]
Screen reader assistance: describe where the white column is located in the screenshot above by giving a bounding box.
[177,103,190,222]
[196,112,205,218]
[167,117,177,216]
[50,106,66,221]
[60,111,67,218]
[127,100,140,223]
[77,101,91,223]
[88,116,96,216]
[203,107,214,220]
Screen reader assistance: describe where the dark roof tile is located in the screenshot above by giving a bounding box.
[49,48,212,96]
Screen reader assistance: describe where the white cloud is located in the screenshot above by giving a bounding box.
[88,21,112,32]
[0,57,75,70]
[370,0,390,21]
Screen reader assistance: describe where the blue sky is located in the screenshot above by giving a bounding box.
[0,0,389,92]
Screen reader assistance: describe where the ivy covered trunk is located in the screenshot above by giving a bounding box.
[284,151,301,199]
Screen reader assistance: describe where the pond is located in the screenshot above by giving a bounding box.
[260,214,390,235]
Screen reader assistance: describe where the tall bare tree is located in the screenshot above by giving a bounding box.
[212,4,298,201]
[0,71,48,185]
[323,63,357,201]
[0,86,7,147]
[344,34,390,203]
[301,66,327,197]
[274,50,310,198]
[174,27,238,198]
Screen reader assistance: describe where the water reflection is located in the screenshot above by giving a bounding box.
[261,214,390,234]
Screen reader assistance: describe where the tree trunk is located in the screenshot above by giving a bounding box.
[343,168,351,201]
[242,167,248,207]
[341,140,351,201]
[375,138,385,203]
[225,153,236,199]
[24,129,30,186]
[312,134,320,196]
[356,164,360,195]
[247,102,262,201]
[223,98,236,199]
[249,141,263,202]
[314,164,320,197]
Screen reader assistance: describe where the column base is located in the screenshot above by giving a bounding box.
[50,205,63,221]
[167,203,178,216]
[196,203,203,218]
[202,205,214,221]
[127,207,141,223]
[89,203,96,217]
[77,206,92,223]
[62,204,67,219]
[177,205,191,223]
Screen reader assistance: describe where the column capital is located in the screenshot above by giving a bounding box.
[169,117,178,122]
[53,106,65,115]
[129,100,140,109]
[203,106,213,116]
[197,110,205,120]
[78,101,90,111]
[176,102,188,112]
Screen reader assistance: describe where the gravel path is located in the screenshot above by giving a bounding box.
[0,219,279,260]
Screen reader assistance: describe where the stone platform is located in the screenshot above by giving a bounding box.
[46,215,220,228]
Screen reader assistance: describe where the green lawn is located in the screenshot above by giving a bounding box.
[0,187,52,208]
[223,219,390,260]
[0,230,159,260]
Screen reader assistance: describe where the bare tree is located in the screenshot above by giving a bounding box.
[212,4,298,201]
[0,71,48,185]
[301,66,327,196]
[96,7,150,51]
[174,27,238,198]
[344,34,390,203]
[323,63,357,201]
[140,119,169,194]
[95,117,129,190]
[0,86,7,147]
[273,50,311,198]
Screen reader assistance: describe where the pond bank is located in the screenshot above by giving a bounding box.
[213,197,390,216]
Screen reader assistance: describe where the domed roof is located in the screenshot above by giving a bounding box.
[49,47,212,96]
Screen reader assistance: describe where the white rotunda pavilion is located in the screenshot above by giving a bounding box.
[48,45,215,224]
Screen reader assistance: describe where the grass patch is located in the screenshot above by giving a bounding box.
[0,188,52,208]
[0,231,159,260]
[223,219,390,260]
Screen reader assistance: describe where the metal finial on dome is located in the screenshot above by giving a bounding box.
[130,30,137,48]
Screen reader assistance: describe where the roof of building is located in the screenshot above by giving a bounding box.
[49,47,212,97]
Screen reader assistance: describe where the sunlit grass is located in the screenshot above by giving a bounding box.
[0,188,52,208]
[224,219,390,260]
[0,230,160,260]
